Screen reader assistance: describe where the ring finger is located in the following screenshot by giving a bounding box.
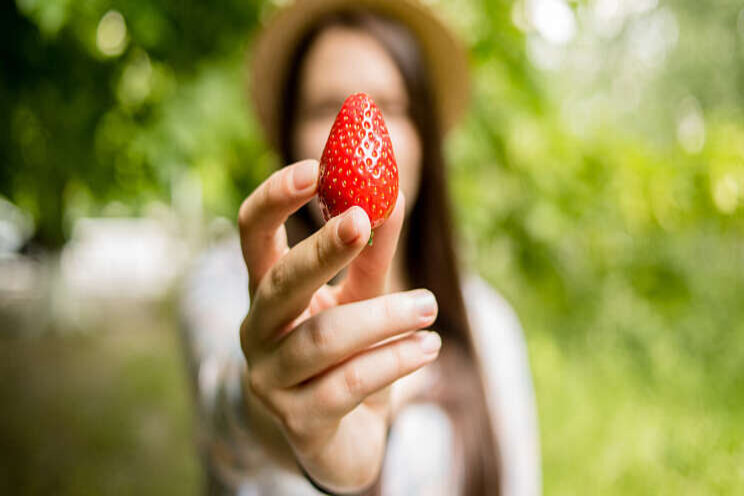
[296,329,442,421]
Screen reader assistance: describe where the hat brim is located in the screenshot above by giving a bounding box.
[248,0,470,150]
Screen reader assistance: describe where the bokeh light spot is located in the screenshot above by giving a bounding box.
[712,174,739,214]
[96,10,128,57]
[676,97,705,155]
[526,0,576,45]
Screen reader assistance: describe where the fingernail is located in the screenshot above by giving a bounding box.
[413,290,437,319]
[416,331,442,355]
[293,160,317,192]
[337,209,360,244]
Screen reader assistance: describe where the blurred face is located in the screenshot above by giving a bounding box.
[292,26,422,223]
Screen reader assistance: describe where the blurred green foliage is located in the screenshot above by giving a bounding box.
[0,313,201,494]
[2,0,744,493]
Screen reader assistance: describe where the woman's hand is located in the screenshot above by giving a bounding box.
[238,159,441,494]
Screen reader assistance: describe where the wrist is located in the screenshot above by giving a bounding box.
[240,370,297,465]
[298,462,377,496]
[295,424,393,496]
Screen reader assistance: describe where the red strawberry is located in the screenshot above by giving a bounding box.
[317,93,399,235]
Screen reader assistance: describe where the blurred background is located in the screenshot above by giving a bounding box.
[1,0,743,493]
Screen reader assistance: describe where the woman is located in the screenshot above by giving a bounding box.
[180,1,540,495]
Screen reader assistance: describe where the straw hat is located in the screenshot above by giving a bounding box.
[248,0,470,150]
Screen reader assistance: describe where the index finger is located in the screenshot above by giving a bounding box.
[238,159,318,297]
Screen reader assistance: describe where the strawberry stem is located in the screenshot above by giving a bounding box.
[367,231,374,246]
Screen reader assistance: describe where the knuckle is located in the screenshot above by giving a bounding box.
[281,167,295,196]
[276,340,303,376]
[266,262,291,299]
[267,169,291,205]
[306,317,330,352]
[238,167,293,233]
[342,364,365,399]
[314,383,345,414]
[265,169,280,196]
[251,171,279,215]
[237,196,254,231]
[281,408,306,440]
[274,342,292,371]
[313,232,333,268]
[248,368,288,422]
[389,342,408,377]
[240,315,253,359]
[380,294,400,323]
[247,367,266,399]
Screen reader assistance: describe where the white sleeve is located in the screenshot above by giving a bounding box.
[178,234,323,495]
[462,275,542,496]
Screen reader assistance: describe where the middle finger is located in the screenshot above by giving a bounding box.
[265,289,438,388]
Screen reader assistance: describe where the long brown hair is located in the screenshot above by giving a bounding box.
[278,11,500,496]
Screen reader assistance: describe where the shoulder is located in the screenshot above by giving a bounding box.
[460,274,532,395]
[461,274,523,344]
[460,272,542,496]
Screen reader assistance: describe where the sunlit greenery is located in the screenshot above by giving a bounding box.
[2,0,743,493]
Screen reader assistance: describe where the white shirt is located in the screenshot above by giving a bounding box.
[179,235,541,495]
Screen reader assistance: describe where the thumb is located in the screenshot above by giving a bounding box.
[335,191,405,304]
